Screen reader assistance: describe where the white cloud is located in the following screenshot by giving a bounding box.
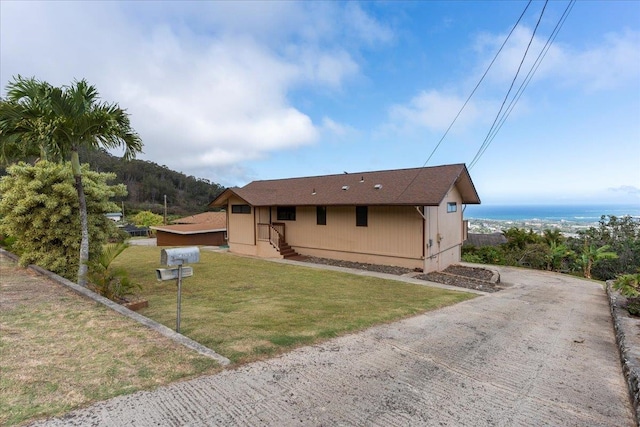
[474,25,640,92]
[608,185,640,196]
[344,2,395,46]
[387,90,481,133]
[0,0,384,182]
[321,117,358,140]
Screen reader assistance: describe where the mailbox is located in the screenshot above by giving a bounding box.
[156,266,194,281]
[160,247,200,266]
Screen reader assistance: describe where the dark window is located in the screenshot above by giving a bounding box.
[447,202,457,213]
[356,206,368,227]
[231,204,251,214]
[277,206,296,221]
[317,206,327,225]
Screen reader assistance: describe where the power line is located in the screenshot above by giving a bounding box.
[420,0,534,168]
[468,0,549,170]
[394,0,534,202]
[471,0,576,165]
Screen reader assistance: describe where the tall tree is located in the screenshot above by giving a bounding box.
[0,76,56,163]
[0,76,142,286]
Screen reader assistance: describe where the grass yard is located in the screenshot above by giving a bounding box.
[0,255,221,427]
[114,246,477,364]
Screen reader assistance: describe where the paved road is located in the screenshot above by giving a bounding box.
[33,267,633,426]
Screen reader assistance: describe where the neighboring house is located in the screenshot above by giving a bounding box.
[464,233,507,247]
[171,212,226,225]
[151,211,227,246]
[209,164,480,273]
[105,212,123,222]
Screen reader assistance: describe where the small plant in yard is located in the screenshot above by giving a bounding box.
[88,242,140,301]
[613,273,640,315]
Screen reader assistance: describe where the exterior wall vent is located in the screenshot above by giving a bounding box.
[374,184,382,190]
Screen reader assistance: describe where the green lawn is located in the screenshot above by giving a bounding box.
[0,256,221,426]
[114,246,477,364]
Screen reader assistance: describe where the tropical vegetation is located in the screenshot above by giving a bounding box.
[0,161,126,281]
[463,215,639,281]
[0,76,142,286]
[73,146,224,215]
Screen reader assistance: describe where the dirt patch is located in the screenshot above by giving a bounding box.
[302,257,502,293]
[304,256,414,276]
[416,272,501,293]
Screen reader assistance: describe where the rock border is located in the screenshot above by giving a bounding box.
[606,280,640,426]
[0,248,230,366]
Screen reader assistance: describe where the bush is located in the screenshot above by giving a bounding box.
[132,210,164,227]
[88,243,140,301]
[462,245,506,265]
[613,274,640,316]
[613,273,640,298]
[0,161,127,280]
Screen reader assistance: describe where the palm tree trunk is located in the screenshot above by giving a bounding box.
[71,149,89,287]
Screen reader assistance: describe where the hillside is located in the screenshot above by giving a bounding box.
[73,147,224,215]
[0,148,225,216]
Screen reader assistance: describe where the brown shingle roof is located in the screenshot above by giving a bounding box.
[150,223,226,235]
[464,233,507,247]
[172,212,226,228]
[210,163,480,207]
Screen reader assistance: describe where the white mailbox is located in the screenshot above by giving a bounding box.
[156,266,193,281]
[160,247,200,266]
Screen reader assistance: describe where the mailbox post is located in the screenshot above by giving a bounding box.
[157,247,200,333]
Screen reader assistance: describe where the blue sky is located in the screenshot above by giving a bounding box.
[1,1,639,205]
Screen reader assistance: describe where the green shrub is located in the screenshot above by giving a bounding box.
[613,274,640,316]
[88,243,140,301]
[613,273,640,298]
[0,161,127,280]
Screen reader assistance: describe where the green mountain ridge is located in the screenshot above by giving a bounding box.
[0,148,225,216]
[78,147,224,216]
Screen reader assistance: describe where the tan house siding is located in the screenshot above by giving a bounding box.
[424,187,463,272]
[277,205,424,269]
[227,195,255,247]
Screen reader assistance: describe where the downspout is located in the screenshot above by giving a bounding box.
[415,206,426,259]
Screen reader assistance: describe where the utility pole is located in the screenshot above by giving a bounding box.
[164,194,167,225]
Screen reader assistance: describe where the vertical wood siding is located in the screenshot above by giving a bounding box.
[283,205,423,259]
[227,196,255,245]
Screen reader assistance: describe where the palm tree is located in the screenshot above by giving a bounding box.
[579,241,618,279]
[0,76,143,286]
[0,76,57,163]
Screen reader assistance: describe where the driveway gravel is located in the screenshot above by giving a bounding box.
[32,266,634,426]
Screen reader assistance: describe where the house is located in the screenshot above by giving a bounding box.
[208,163,480,273]
[105,212,123,222]
[464,232,507,247]
[150,211,227,246]
[171,212,226,225]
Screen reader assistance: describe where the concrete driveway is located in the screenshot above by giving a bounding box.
[33,266,634,426]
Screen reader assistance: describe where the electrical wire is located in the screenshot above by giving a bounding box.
[468,0,549,170]
[420,0,534,168]
[393,0,534,202]
[470,0,576,166]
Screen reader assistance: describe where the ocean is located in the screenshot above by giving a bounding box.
[464,204,640,223]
